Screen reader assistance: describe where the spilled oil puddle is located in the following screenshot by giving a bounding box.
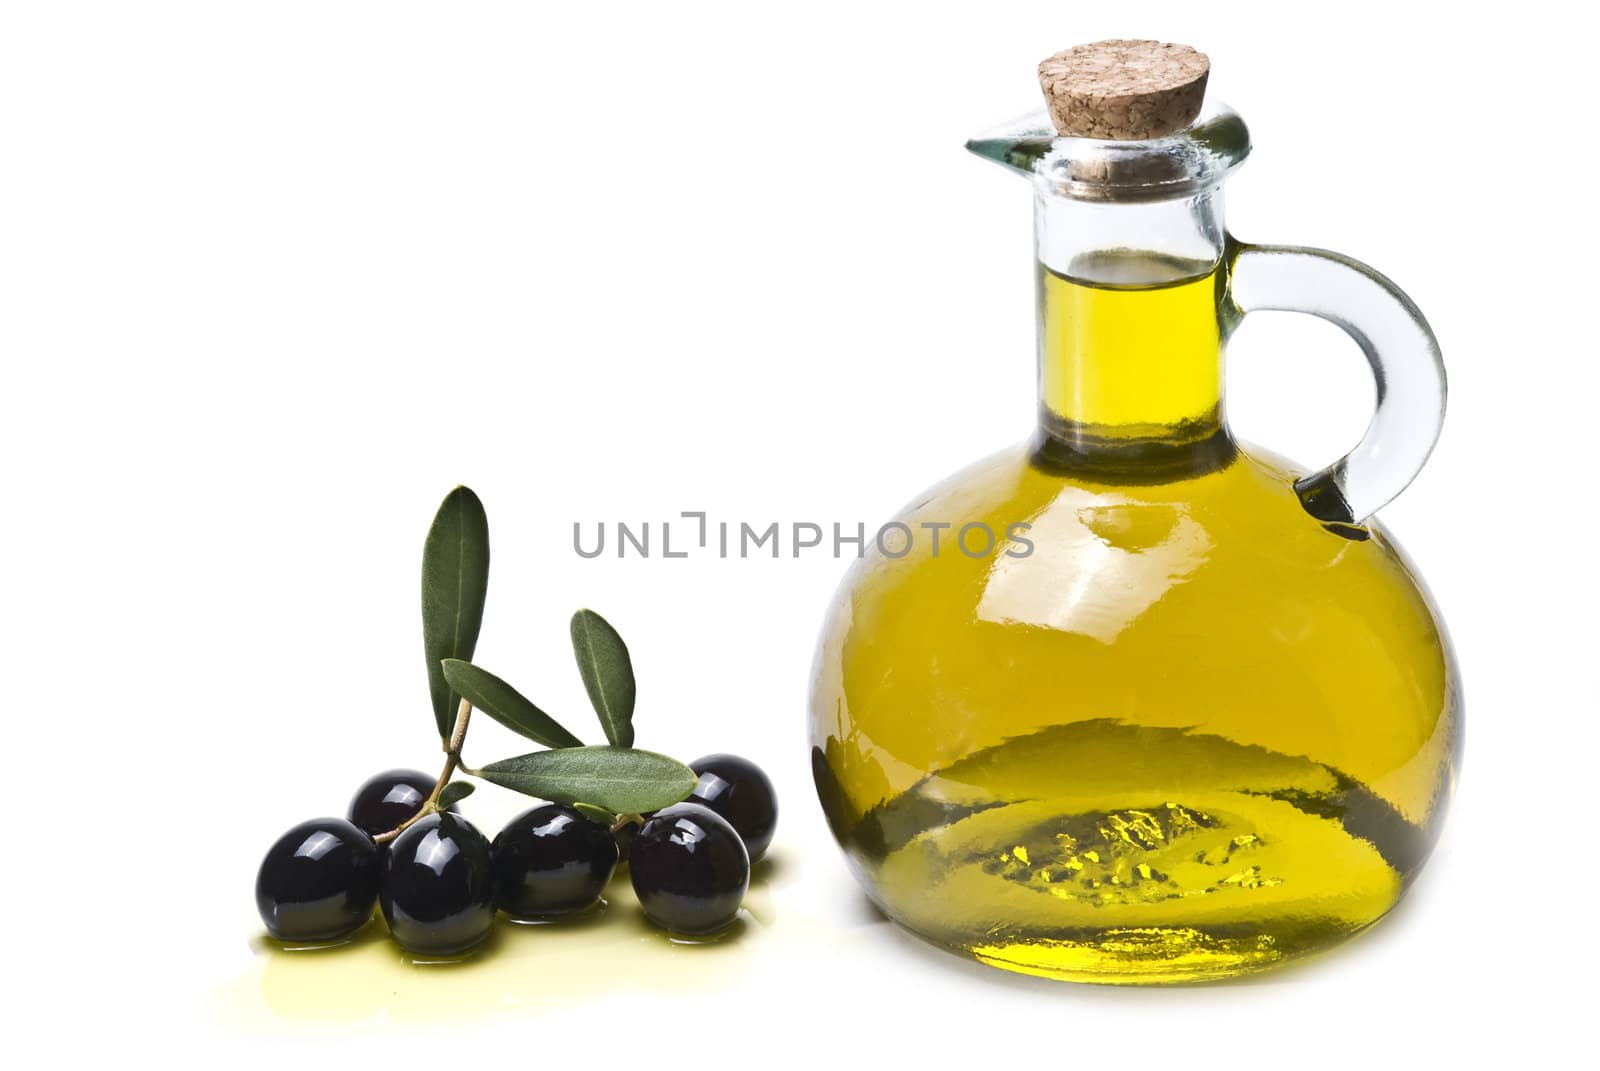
[237,857,783,1022]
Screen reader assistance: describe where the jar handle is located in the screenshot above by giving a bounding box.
[1228,243,1446,524]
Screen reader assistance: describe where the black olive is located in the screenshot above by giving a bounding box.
[688,754,778,863]
[379,812,494,955]
[629,803,749,935]
[256,817,380,942]
[490,804,619,918]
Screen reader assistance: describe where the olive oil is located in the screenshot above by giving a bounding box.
[1038,253,1222,435]
[809,255,1460,983]
[229,864,777,1022]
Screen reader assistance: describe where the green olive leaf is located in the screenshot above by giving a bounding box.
[570,609,635,747]
[478,746,694,815]
[437,781,475,808]
[422,487,491,742]
[572,802,617,826]
[441,659,583,749]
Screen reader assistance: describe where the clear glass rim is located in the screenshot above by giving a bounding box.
[966,98,1251,203]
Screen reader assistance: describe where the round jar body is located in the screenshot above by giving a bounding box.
[809,442,1460,984]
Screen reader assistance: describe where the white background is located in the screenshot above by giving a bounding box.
[3,1,1594,1065]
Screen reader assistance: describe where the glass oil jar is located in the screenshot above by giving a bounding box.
[808,41,1460,984]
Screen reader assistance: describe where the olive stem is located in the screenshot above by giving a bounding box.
[444,695,472,756]
[373,698,473,845]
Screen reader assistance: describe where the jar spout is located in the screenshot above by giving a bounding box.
[964,111,1061,180]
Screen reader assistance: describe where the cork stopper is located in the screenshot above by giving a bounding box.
[1038,40,1210,140]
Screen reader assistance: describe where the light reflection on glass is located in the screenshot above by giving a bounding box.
[977,486,1210,643]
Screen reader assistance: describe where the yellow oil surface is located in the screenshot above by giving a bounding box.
[229,863,780,1022]
[809,257,1460,984]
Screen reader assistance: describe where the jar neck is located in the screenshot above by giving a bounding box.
[1031,188,1235,481]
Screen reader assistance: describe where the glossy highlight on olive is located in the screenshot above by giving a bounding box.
[491,803,619,918]
[630,803,750,935]
[379,812,495,956]
[688,753,778,863]
[256,817,381,943]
